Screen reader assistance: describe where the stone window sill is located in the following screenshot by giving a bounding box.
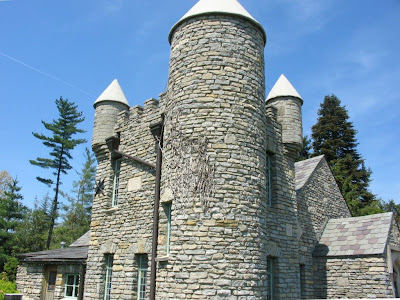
[155,256,169,262]
[105,206,119,213]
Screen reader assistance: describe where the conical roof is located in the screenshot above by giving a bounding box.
[93,79,130,108]
[169,0,266,44]
[266,74,302,103]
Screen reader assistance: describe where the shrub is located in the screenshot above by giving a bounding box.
[0,275,18,300]
[3,258,18,282]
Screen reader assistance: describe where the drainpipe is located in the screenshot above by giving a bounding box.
[149,118,164,300]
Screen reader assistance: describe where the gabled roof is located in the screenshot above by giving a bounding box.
[266,74,302,103]
[93,79,130,108]
[169,0,266,44]
[314,212,393,257]
[69,231,90,247]
[295,155,325,190]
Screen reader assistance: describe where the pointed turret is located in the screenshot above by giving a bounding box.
[267,74,302,103]
[93,79,130,108]
[169,0,266,44]
[92,79,130,155]
[266,74,303,153]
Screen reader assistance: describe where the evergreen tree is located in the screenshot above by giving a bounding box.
[0,178,26,273]
[30,97,86,249]
[296,135,312,162]
[72,148,96,216]
[311,94,375,215]
[51,148,96,248]
[14,196,51,253]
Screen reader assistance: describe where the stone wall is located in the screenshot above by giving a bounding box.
[297,157,351,298]
[16,263,43,300]
[92,101,129,150]
[85,13,302,299]
[17,263,83,300]
[84,97,163,299]
[314,256,394,298]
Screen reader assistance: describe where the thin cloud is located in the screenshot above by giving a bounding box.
[0,51,94,96]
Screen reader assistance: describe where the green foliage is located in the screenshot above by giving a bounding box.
[30,97,86,249]
[296,135,312,162]
[0,178,26,273]
[381,199,400,224]
[14,196,51,254]
[311,94,375,216]
[3,257,18,282]
[51,148,95,249]
[0,275,18,300]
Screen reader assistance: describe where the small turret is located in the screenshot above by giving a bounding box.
[266,74,303,153]
[92,79,130,155]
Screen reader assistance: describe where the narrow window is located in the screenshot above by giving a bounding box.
[267,257,275,300]
[48,270,57,292]
[104,255,113,300]
[112,159,121,207]
[266,153,272,206]
[166,202,172,256]
[137,255,148,300]
[65,274,79,298]
[300,264,306,299]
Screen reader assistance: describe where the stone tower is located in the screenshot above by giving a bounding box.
[158,0,277,298]
[91,79,130,155]
[266,74,303,154]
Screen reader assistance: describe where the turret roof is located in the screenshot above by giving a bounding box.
[266,74,302,103]
[169,0,266,44]
[93,79,130,108]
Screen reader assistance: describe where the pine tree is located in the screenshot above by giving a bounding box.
[311,94,376,216]
[14,196,51,254]
[0,178,26,273]
[30,97,86,249]
[51,148,96,248]
[296,135,312,162]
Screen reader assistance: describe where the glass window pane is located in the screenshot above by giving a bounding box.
[67,275,75,285]
[66,285,73,296]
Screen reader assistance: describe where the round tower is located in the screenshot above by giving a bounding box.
[92,79,130,156]
[266,74,303,153]
[161,0,268,297]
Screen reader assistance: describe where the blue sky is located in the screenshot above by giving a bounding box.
[0,0,399,208]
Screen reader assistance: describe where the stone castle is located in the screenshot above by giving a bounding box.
[16,0,400,299]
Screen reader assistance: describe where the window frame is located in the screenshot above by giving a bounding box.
[112,158,122,207]
[267,257,275,300]
[166,202,172,256]
[64,274,80,299]
[266,153,273,206]
[137,255,148,300]
[104,254,113,300]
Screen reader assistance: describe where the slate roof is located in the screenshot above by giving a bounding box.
[313,212,393,257]
[20,231,90,263]
[20,247,88,262]
[70,231,90,247]
[266,74,303,102]
[294,155,324,190]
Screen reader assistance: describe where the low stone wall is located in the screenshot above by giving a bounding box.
[314,255,394,299]
[16,263,43,300]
